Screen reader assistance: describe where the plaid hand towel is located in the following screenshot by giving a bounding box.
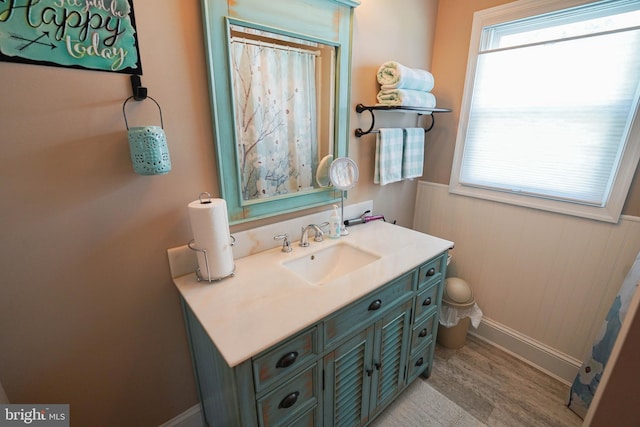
[374,128,404,185]
[402,128,424,179]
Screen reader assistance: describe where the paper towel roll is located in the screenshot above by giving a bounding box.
[188,197,235,281]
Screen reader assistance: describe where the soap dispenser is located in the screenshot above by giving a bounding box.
[329,205,341,238]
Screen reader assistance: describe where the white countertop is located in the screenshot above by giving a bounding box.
[173,221,453,367]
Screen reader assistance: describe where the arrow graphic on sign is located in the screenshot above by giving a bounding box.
[10,31,56,51]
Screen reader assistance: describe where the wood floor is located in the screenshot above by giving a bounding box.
[428,334,584,427]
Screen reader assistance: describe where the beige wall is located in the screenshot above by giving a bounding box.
[0,0,438,425]
[426,0,640,217]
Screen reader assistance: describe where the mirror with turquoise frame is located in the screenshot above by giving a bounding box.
[201,0,360,224]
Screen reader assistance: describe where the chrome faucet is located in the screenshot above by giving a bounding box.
[274,234,292,252]
[299,224,324,247]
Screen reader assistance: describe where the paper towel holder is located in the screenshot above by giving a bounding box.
[188,192,236,282]
[188,238,236,283]
[198,192,213,204]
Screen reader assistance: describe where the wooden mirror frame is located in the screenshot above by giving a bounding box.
[201,0,360,224]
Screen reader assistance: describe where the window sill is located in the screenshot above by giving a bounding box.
[448,182,624,224]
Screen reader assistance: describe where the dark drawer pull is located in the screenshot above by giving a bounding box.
[422,297,432,306]
[276,351,299,368]
[368,299,382,311]
[418,328,428,338]
[425,268,436,277]
[415,357,424,367]
[279,391,300,409]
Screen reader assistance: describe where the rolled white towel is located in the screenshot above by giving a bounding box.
[376,89,437,109]
[377,61,435,92]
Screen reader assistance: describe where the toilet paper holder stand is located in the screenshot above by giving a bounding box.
[188,237,236,283]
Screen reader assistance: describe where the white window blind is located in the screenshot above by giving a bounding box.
[451,0,640,222]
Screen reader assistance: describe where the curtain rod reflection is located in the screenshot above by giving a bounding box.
[231,37,321,56]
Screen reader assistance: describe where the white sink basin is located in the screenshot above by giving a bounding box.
[282,242,381,285]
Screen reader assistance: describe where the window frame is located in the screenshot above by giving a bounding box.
[449,0,640,223]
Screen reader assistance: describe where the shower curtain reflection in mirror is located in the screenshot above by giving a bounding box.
[230,38,319,200]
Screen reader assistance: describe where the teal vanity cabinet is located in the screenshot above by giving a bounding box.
[180,251,449,427]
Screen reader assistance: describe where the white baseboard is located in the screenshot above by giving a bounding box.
[159,404,203,427]
[470,317,582,386]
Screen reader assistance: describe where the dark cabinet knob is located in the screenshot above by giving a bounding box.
[426,268,436,277]
[422,297,432,306]
[279,391,300,409]
[276,351,299,368]
[415,357,424,367]
[374,362,381,370]
[368,299,382,311]
[418,328,428,338]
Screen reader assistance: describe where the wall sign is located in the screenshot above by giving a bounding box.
[0,0,142,74]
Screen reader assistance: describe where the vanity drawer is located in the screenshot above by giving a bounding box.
[410,312,436,355]
[323,271,415,348]
[413,281,439,323]
[253,326,320,394]
[406,339,434,384]
[257,363,319,427]
[285,404,319,427]
[417,254,446,289]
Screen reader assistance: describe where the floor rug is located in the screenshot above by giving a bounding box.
[371,378,486,427]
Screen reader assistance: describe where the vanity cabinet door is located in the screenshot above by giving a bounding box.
[368,301,412,417]
[323,327,375,426]
[323,301,412,426]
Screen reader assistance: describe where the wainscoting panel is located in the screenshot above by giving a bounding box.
[413,182,640,381]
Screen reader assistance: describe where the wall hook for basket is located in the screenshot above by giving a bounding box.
[130,75,147,101]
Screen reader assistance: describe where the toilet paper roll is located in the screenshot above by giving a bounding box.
[188,197,235,281]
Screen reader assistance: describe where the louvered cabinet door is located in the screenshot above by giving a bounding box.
[369,301,412,415]
[323,327,375,427]
[323,301,412,426]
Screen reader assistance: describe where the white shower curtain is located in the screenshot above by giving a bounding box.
[231,39,318,200]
